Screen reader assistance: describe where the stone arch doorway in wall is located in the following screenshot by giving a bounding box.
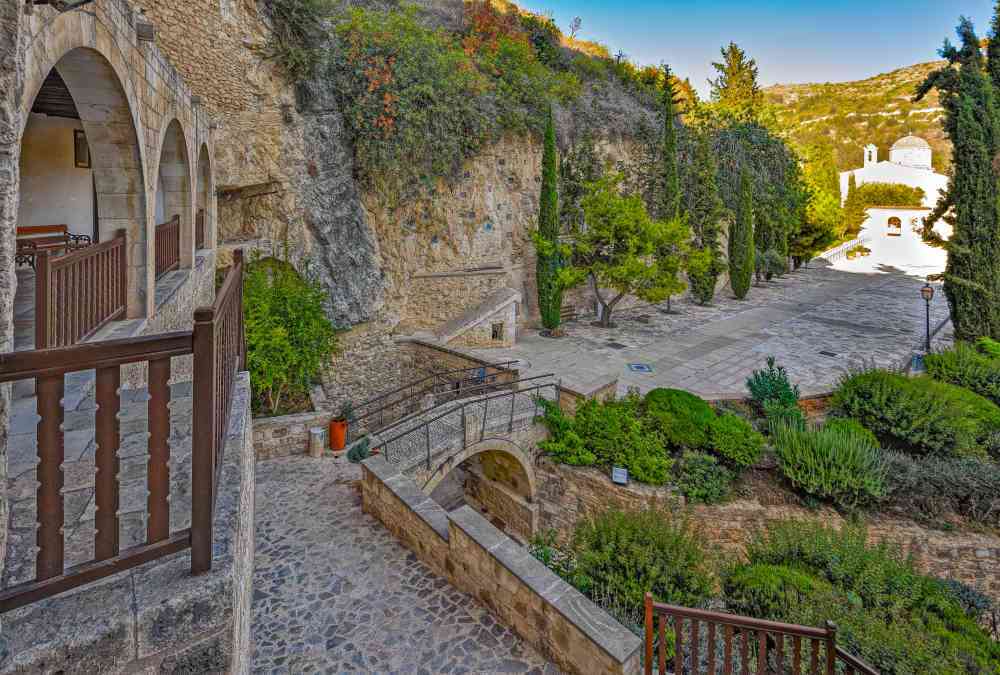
[424,438,539,544]
[16,47,149,357]
[196,144,214,252]
[155,119,194,277]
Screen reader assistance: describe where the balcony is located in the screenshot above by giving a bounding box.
[1,254,254,672]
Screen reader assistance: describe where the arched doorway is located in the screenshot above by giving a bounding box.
[887,217,903,237]
[426,440,538,544]
[196,144,213,252]
[155,119,193,274]
[15,47,148,358]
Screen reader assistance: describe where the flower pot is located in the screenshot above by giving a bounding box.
[329,418,348,451]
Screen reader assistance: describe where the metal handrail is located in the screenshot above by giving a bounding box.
[348,362,520,441]
[354,361,518,412]
[373,379,558,473]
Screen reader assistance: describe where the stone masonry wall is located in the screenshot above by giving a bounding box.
[0,0,24,641]
[464,466,536,544]
[361,456,643,675]
[535,460,1000,603]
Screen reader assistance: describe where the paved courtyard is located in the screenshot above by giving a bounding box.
[467,262,952,398]
[251,456,560,674]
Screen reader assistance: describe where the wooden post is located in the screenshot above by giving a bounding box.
[35,250,51,349]
[191,305,217,574]
[825,621,838,675]
[644,593,653,675]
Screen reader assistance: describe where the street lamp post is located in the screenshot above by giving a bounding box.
[920,282,935,353]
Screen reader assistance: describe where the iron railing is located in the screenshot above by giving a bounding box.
[372,378,558,480]
[34,228,127,349]
[348,361,519,442]
[0,251,246,613]
[155,215,181,278]
[644,595,879,675]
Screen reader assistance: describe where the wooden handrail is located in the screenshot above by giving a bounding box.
[644,594,879,675]
[0,251,246,614]
[34,228,126,349]
[155,215,181,278]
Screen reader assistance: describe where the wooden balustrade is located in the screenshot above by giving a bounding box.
[644,595,879,675]
[191,250,245,573]
[0,252,246,614]
[195,208,206,250]
[155,215,181,278]
[35,228,127,350]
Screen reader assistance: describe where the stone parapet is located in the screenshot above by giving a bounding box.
[360,455,642,675]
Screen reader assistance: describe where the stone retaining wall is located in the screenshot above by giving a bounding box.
[535,460,1000,603]
[361,456,642,675]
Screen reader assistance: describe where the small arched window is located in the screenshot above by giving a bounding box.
[888,217,902,236]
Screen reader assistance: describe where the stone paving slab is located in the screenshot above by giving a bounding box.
[251,456,560,674]
[462,263,952,399]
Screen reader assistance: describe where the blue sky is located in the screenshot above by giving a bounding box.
[516,1,997,95]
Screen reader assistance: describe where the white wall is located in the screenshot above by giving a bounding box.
[839,163,949,209]
[17,113,94,237]
[831,207,953,278]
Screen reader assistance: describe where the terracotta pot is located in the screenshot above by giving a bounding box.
[329,418,348,451]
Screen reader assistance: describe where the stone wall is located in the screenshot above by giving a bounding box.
[535,460,1000,603]
[253,410,330,461]
[361,456,643,675]
[447,301,518,349]
[464,463,536,544]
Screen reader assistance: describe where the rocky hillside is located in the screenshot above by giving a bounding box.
[766,61,950,173]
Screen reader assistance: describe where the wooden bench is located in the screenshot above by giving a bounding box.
[16,225,91,268]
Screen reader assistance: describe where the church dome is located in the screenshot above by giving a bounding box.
[892,135,931,150]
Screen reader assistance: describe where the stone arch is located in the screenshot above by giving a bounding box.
[888,216,902,236]
[155,118,194,269]
[196,144,215,251]
[18,46,148,319]
[422,437,537,499]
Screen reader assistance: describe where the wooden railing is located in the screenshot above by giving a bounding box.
[0,252,245,614]
[191,249,245,573]
[155,215,181,278]
[195,208,206,250]
[644,595,879,675]
[35,228,127,349]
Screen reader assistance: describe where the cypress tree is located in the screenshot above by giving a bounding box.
[729,168,754,299]
[686,131,724,304]
[660,65,682,221]
[918,17,1000,340]
[536,105,563,330]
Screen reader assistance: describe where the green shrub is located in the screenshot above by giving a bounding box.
[762,398,806,430]
[925,341,1000,406]
[723,563,836,618]
[244,257,338,416]
[674,451,733,504]
[709,412,765,468]
[832,369,1000,458]
[261,0,334,81]
[771,423,886,510]
[882,453,1000,526]
[976,336,1000,359]
[644,388,716,450]
[538,398,672,484]
[347,438,370,463]
[566,508,716,612]
[746,356,800,410]
[737,521,1000,674]
[823,417,879,447]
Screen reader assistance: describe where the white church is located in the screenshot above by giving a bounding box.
[835,136,951,276]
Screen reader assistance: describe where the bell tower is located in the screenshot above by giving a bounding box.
[864,144,878,168]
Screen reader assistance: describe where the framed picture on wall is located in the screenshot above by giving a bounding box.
[74,129,90,169]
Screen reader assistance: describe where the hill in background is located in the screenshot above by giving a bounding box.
[766,61,951,174]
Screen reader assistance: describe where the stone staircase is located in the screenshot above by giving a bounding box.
[433,286,520,347]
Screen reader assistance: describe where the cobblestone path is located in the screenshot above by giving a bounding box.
[251,456,560,674]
